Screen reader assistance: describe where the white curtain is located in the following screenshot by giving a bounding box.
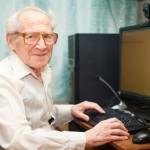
[0,0,138,102]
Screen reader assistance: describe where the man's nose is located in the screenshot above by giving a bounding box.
[35,37,47,49]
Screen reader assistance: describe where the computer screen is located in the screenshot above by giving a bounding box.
[119,25,150,104]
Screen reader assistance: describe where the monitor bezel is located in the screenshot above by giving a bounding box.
[118,23,150,105]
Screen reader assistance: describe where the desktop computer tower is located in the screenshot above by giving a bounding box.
[68,34,119,107]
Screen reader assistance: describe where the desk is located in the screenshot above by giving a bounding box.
[69,119,150,150]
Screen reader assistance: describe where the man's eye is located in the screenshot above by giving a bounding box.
[25,34,36,39]
[44,34,52,39]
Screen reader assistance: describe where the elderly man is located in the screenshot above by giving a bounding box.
[0,7,129,150]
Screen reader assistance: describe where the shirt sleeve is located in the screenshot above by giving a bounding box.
[52,104,74,127]
[0,75,86,150]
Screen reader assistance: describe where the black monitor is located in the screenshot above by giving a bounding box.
[119,24,150,105]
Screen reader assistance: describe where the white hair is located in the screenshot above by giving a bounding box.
[5,6,56,33]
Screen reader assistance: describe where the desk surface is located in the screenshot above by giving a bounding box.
[72,119,150,150]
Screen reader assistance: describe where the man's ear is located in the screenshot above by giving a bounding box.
[6,33,15,50]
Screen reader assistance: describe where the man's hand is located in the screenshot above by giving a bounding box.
[71,101,105,121]
[85,118,130,148]
[71,101,129,148]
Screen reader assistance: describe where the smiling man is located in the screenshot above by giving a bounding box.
[0,7,129,150]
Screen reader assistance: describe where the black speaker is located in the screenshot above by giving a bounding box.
[68,34,119,107]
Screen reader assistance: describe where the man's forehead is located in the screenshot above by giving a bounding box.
[18,11,52,32]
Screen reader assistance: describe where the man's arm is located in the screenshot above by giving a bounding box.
[52,104,74,127]
[0,75,86,150]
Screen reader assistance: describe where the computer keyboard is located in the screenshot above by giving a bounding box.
[82,107,150,133]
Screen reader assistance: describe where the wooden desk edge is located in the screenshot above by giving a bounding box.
[73,119,150,150]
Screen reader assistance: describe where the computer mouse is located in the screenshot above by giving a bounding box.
[132,130,150,144]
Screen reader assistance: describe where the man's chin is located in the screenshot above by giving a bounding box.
[31,62,47,70]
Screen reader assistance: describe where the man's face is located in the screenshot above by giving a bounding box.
[9,11,55,70]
